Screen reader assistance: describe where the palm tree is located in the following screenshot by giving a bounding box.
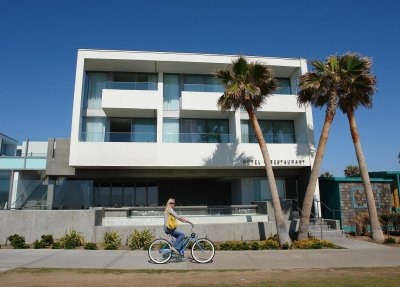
[214,57,291,245]
[297,53,384,241]
[320,171,333,178]
[296,56,342,240]
[344,165,360,177]
[338,53,384,241]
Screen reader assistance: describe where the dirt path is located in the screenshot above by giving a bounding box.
[1,267,400,287]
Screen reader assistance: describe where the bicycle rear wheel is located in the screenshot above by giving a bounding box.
[148,239,172,264]
[191,238,215,263]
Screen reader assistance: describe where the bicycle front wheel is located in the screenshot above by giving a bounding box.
[191,238,215,263]
[148,239,172,264]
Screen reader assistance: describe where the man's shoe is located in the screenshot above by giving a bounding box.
[171,247,179,254]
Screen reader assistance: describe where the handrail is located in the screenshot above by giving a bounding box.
[8,174,47,209]
[317,200,341,221]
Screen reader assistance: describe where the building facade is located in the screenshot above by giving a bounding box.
[61,49,317,209]
[2,49,319,212]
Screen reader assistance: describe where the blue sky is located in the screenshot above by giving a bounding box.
[0,0,399,176]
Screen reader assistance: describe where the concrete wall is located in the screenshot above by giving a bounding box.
[0,209,99,243]
[0,209,298,243]
[46,139,75,176]
[95,220,298,243]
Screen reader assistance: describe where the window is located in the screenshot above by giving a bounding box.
[253,178,286,201]
[163,74,180,110]
[110,72,158,90]
[81,117,107,142]
[109,118,156,142]
[241,120,295,143]
[180,119,229,143]
[352,187,380,208]
[183,75,224,92]
[275,78,291,94]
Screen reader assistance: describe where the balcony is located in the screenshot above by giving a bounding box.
[102,87,160,117]
[0,155,47,170]
[181,91,223,111]
[81,132,156,143]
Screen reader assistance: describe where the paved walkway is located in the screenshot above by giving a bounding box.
[0,239,399,272]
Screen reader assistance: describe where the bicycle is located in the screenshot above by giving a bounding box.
[148,222,215,264]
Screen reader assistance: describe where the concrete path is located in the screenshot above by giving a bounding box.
[0,238,399,272]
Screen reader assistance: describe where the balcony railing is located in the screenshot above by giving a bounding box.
[244,134,308,144]
[183,84,225,93]
[105,81,157,91]
[163,132,234,143]
[81,132,156,143]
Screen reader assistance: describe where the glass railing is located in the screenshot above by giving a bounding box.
[81,132,156,143]
[243,134,308,144]
[105,81,158,91]
[183,84,225,93]
[163,132,234,143]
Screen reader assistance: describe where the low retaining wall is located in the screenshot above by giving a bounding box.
[0,209,299,244]
[0,209,101,243]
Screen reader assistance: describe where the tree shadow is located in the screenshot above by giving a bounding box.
[202,142,254,166]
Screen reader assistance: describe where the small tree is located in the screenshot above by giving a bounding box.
[320,171,333,178]
[344,165,360,177]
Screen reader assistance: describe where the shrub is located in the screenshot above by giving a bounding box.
[250,241,260,250]
[102,231,122,250]
[127,229,154,250]
[59,229,85,249]
[51,240,62,249]
[40,234,54,246]
[293,238,334,249]
[33,234,54,249]
[384,237,396,244]
[260,239,279,250]
[84,242,98,250]
[33,240,46,249]
[8,234,29,249]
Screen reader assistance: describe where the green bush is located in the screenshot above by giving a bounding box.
[51,240,62,249]
[33,234,54,249]
[102,231,122,250]
[293,238,334,249]
[260,239,279,249]
[127,229,154,250]
[40,234,54,246]
[384,236,396,244]
[59,229,85,249]
[84,242,98,250]
[250,241,260,250]
[8,234,29,249]
[33,240,46,249]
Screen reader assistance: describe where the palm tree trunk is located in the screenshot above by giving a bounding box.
[298,112,334,240]
[247,107,292,245]
[346,110,384,242]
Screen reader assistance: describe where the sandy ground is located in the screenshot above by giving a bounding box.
[1,267,400,287]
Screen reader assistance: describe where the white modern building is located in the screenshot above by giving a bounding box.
[65,49,317,210]
[0,50,330,242]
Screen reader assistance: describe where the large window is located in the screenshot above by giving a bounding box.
[241,120,295,143]
[108,72,158,90]
[163,74,180,110]
[163,118,229,143]
[253,178,286,201]
[93,181,158,207]
[109,118,156,142]
[183,75,224,92]
[275,78,292,94]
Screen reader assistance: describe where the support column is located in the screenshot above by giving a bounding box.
[46,178,55,210]
[9,171,20,209]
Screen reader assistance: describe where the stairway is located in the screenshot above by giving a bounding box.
[307,218,346,239]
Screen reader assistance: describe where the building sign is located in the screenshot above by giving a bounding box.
[242,159,306,166]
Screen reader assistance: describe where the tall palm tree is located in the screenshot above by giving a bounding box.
[296,56,342,240]
[297,53,384,241]
[338,53,384,241]
[214,57,291,245]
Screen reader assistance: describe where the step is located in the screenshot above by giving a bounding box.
[308,230,347,239]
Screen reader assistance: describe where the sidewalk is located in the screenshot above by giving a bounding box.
[0,238,399,272]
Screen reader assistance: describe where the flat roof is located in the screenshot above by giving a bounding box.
[319,177,393,183]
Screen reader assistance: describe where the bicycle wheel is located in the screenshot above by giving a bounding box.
[191,238,215,263]
[148,239,172,264]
